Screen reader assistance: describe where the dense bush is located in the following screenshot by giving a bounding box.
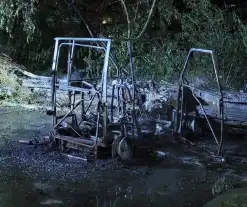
[0,0,247,89]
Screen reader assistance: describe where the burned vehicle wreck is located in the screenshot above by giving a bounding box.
[46,37,159,161]
[173,48,247,156]
[45,37,247,161]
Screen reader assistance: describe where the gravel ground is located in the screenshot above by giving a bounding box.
[0,107,247,207]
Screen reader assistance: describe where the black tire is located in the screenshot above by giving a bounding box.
[117,137,133,161]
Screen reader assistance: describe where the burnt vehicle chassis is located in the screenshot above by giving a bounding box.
[47,38,245,160]
[47,37,152,161]
[174,48,247,156]
[173,48,225,155]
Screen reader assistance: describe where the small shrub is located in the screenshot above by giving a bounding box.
[0,56,36,104]
[0,64,20,96]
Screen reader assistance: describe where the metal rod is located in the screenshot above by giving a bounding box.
[65,122,81,137]
[211,52,224,155]
[67,40,75,84]
[54,37,111,42]
[101,40,111,139]
[217,108,224,156]
[180,48,214,80]
[179,84,184,136]
[174,84,181,134]
[94,110,100,158]
[177,48,224,154]
[51,39,59,129]
[110,84,116,122]
[53,99,83,129]
[191,90,219,146]
[78,93,99,126]
[101,40,111,103]
[127,40,139,137]
[59,43,105,51]
[127,41,135,111]
[85,93,100,113]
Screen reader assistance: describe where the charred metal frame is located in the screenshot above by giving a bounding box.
[49,37,140,160]
[174,48,224,155]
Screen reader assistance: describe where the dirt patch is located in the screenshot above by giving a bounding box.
[1,107,247,206]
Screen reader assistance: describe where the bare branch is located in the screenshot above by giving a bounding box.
[120,0,131,39]
[71,3,94,38]
[136,0,158,39]
[96,0,120,11]
[133,0,140,23]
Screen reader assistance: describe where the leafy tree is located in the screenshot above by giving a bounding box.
[0,0,247,89]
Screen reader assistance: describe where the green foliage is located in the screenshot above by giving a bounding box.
[0,0,247,89]
[0,0,38,42]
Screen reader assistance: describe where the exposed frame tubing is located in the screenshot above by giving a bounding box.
[178,48,224,154]
[51,39,59,129]
[65,121,82,137]
[191,89,219,146]
[127,41,136,111]
[110,84,132,122]
[117,86,121,114]
[84,93,101,113]
[78,92,101,126]
[174,84,181,134]
[183,84,221,146]
[56,41,110,139]
[55,37,110,42]
[55,42,106,90]
[54,91,101,130]
[59,43,105,51]
[53,99,84,130]
[51,37,111,147]
[53,41,105,109]
[99,41,121,77]
[54,37,123,74]
[100,40,111,138]
[74,107,101,150]
[67,40,75,84]
[177,48,199,134]
[67,41,74,114]
[53,41,107,124]
[178,84,184,136]
[180,49,223,98]
[122,82,132,104]
[127,41,140,137]
[110,84,116,122]
[54,37,128,77]
[53,95,100,149]
[101,40,111,103]
[121,83,132,119]
[211,52,224,156]
[117,87,128,117]
[120,85,131,114]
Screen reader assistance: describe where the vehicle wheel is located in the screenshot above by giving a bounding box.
[117,137,133,161]
[111,136,122,158]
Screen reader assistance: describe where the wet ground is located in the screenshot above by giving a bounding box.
[1,107,247,206]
